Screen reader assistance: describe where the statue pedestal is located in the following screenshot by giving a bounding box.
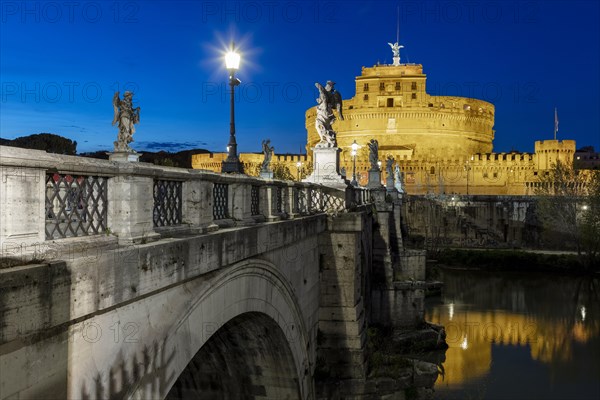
[303,146,347,188]
[366,169,384,189]
[108,152,141,162]
[260,171,274,179]
[386,176,395,192]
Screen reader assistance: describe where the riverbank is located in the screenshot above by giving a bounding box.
[430,248,598,274]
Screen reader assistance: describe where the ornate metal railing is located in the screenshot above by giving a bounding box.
[251,185,260,215]
[292,188,299,213]
[45,173,108,239]
[213,183,229,220]
[273,186,283,214]
[308,187,346,213]
[153,180,182,227]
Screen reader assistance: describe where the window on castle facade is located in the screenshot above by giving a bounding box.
[363,83,369,91]
[387,98,394,107]
[411,82,417,90]
[380,82,385,90]
[364,94,369,101]
[411,93,416,100]
[395,82,401,90]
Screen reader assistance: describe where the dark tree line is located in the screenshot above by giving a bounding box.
[0,133,77,155]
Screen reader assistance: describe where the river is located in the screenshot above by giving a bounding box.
[425,268,600,400]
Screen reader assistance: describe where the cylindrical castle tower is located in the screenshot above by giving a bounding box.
[306,64,495,161]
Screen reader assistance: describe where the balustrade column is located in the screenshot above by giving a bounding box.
[285,184,296,218]
[182,180,215,232]
[108,175,159,244]
[0,167,45,251]
[260,185,278,222]
[230,182,255,225]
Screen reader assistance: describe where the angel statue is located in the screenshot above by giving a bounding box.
[388,42,403,58]
[368,139,379,170]
[314,80,344,147]
[261,139,274,172]
[112,91,140,152]
[385,156,394,176]
[394,164,405,193]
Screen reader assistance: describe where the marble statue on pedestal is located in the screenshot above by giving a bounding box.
[368,139,379,170]
[385,156,394,176]
[112,91,140,153]
[366,139,383,188]
[314,81,344,147]
[303,79,347,188]
[388,42,404,66]
[385,156,395,190]
[261,139,274,173]
[259,139,275,179]
[394,165,405,193]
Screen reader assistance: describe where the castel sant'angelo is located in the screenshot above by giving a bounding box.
[193,45,577,195]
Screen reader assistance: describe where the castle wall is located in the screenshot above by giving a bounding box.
[191,140,578,196]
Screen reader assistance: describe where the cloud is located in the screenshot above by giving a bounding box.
[136,141,208,152]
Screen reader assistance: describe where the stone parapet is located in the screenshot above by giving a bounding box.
[0,146,366,265]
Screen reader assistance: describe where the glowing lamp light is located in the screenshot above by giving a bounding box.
[225,50,241,70]
[351,140,359,152]
[460,336,468,350]
[580,305,587,322]
[449,303,454,320]
[296,161,301,168]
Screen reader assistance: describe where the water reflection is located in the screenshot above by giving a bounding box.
[426,269,600,400]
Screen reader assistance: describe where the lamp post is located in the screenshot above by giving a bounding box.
[464,157,473,199]
[350,140,359,186]
[221,42,244,173]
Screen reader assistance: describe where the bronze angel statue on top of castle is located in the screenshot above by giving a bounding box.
[112,91,140,152]
[315,80,344,147]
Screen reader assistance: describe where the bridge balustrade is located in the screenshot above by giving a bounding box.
[153,179,183,227]
[1,146,373,265]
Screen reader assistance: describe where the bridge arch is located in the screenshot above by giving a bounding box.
[129,258,313,399]
[166,312,300,399]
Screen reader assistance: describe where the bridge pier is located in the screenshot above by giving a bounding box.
[316,209,373,382]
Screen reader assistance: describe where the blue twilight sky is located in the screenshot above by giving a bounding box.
[1,0,599,154]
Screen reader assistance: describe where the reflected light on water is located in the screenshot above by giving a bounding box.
[427,270,600,400]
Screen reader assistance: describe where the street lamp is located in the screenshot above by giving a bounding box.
[221,42,244,173]
[464,157,473,197]
[350,140,359,186]
[296,161,302,181]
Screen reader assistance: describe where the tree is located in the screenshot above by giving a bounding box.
[272,163,294,181]
[3,133,77,155]
[580,171,600,268]
[535,161,600,269]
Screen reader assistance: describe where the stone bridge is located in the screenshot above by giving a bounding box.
[0,146,429,399]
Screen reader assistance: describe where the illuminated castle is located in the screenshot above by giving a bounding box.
[193,47,576,195]
[306,63,496,159]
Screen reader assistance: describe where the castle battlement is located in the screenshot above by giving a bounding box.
[534,139,576,152]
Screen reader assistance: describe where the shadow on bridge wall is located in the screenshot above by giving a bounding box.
[79,338,176,400]
[166,312,300,399]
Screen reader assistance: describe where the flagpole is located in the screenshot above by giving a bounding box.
[554,107,558,140]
